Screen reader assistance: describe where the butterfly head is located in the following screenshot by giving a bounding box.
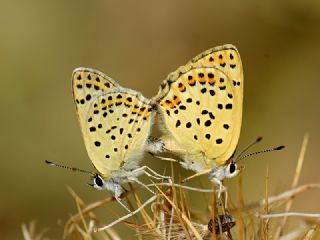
[223,160,243,179]
[209,160,242,181]
[89,174,105,189]
[89,174,120,192]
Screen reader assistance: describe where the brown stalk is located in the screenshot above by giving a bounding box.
[236,174,245,240]
[211,184,217,240]
[274,133,309,239]
[261,167,269,240]
[154,184,204,240]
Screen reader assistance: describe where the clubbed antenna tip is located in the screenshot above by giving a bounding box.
[45,160,54,165]
[275,145,285,150]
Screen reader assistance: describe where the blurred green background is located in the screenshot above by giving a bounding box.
[1,0,320,239]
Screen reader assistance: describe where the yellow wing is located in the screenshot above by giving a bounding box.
[154,45,243,171]
[72,68,155,179]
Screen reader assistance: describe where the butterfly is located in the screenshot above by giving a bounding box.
[71,67,167,211]
[153,44,243,189]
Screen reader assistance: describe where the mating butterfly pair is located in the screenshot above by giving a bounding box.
[71,44,243,196]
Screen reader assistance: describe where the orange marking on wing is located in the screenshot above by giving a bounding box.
[132,108,140,114]
[124,100,132,107]
[141,111,150,120]
[172,96,181,106]
[115,99,122,105]
[188,78,196,85]
[162,100,175,109]
[95,82,108,90]
[100,100,114,109]
[162,96,181,109]
[167,102,175,108]
[199,78,206,84]
[178,84,186,92]
[107,100,114,107]
[137,110,144,116]
[100,103,107,109]
[208,78,215,85]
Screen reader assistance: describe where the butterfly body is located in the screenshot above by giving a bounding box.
[154,44,243,178]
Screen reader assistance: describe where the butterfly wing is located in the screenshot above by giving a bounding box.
[154,45,243,171]
[72,68,155,179]
[191,45,243,166]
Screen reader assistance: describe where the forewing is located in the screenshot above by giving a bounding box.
[155,45,243,169]
[72,68,154,178]
[191,44,243,165]
[156,65,239,169]
[192,45,243,165]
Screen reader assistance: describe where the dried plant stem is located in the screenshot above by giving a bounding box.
[147,182,215,193]
[236,174,245,240]
[259,212,320,219]
[65,187,121,240]
[21,221,48,240]
[303,225,319,240]
[95,195,157,231]
[66,186,95,238]
[261,167,269,240]
[74,192,93,240]
[274,133,309,239]
[171,170,192,240]
[241,183,320,211]
[128,183,154,229]
[65,186,135,231]
[211,184,217,240]
[21,224,32,240]
[155,185,204,240]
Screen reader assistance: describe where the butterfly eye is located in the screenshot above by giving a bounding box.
[94,175,104,188]
[229,162,236,174]
[225,162,239,178]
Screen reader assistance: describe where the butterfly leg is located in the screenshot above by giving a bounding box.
[130,177,156,195]
[180,169,212,183]
[132,165,171,181]
[114,185,131,213]
[142,170,165,181]
[149,152,179,162]
[211,178,226,200]
[147,182,215,193]
[141,165,171,180]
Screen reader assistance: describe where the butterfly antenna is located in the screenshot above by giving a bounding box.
[45,160,94,175]
[235,145,285,163]
[235,137,263,160]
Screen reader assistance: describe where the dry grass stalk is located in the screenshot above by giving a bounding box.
[236,174,244,240]
[274,133,309,239]
[242,183,320,212]
[21,221,49,240]
[260,167,269,240]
